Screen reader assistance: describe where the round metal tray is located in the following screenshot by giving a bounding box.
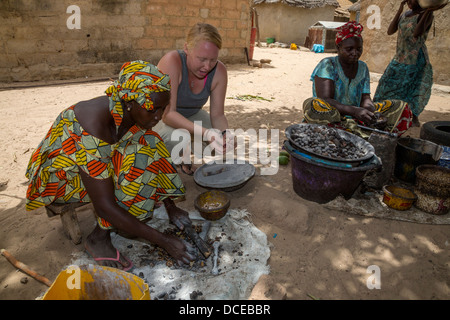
[194,160,256,192]
[285,123,375,165]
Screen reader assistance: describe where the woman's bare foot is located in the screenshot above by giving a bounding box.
[412,114,421,127]
[178,163,197,176]
[84,225,132,270]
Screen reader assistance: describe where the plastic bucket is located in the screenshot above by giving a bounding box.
[284,140,381,204]
[266,37,275,44]
[394,137,443,183]
[41,265,150,300]
[414,165,450,215]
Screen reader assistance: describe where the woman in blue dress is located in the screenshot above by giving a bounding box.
[302,21,412,138]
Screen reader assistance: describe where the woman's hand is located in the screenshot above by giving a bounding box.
[162,198,197,265]
[160,233,197,265]
[164,198,192,231]
[205,128,225,155]
[353,107,375,125]
[222,130,236,153]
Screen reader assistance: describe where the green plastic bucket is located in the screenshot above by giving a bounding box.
[266,37,275,44]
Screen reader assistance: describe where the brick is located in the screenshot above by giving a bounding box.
[188,0,205,6]
[156,38,176,49]
[137,38,156,50]
[17,53,48,67]
[151,16,169,26]
[170,17,192,28]
[222,38,234,48]
[165,27,186,39]
[0,54,19,68]
[46,52,79,67]
[222,0,237,10]
[125,27,145,39]
[0,68,13,82]
[6,39,38,54]
[184,6,200,17]
[225,29,240,40]
[63,40,89,52]
[209,8,225,19]
[164,4,183,17]
[200,8,209,19]
[235,38,247,47]
[145,26,166,38]
[221,19,236,29]
[146,4,164,15]
[36,39,64,53]
[224,9,240,20]
[204,0,221,8]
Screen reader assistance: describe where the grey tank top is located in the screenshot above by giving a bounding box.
[176,50,217,118]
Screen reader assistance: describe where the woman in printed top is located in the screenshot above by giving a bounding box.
[374,0,447,127]
[25,61,196,271]
[154,23,232,175]
[302,21,413,139]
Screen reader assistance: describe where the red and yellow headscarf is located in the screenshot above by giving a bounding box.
[106,60,171,127]
[335,21,363,46]
[106,60,171,111]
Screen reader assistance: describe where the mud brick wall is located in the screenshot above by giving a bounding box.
[0,0,252,83]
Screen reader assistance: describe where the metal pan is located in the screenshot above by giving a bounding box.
[194,160,255,192]
[285,123,375,166]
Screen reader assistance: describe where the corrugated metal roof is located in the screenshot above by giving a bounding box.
[311,21,347,29]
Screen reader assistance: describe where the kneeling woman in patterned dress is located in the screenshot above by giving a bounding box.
[25,61,197,270]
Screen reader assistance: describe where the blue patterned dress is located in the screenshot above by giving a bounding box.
[374,12,433,117]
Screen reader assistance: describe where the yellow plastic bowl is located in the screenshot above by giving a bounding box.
[41,264,150,300]
[194,190,230,221]
[382,185,417,211]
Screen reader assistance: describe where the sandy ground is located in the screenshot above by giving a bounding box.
[0,46,449,300]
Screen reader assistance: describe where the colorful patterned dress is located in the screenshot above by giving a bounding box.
[303,56,412,138]
[25,102,185,230]
[374,12,433,117]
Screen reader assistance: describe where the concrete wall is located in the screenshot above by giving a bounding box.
[359,0,450,86]
[254,3,336,45]
[0,0,252,83]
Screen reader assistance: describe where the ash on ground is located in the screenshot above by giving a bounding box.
[71,207,270,300]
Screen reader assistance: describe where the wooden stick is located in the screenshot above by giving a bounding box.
[1,249,52,287]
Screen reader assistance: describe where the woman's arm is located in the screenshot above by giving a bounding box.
[414,9,434,38]
[208,61,231,152]
[315,76,375,124]
[360,93,375,112]
[388,0,408,35]
[78,168,195,264]
[208,61,228,133]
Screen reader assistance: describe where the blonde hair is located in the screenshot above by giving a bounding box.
[186,23,222,50]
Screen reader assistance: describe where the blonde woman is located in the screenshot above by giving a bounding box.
[155,23,230,175]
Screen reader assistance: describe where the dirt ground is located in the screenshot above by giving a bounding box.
[0,46,449,300]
